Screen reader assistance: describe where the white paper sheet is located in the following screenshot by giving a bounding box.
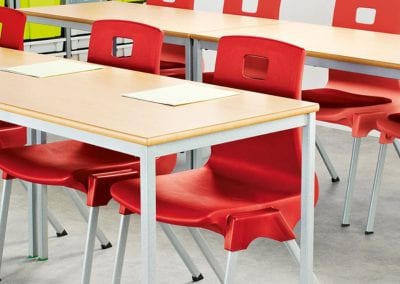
[123,83,240,106]
[0,60,104,78]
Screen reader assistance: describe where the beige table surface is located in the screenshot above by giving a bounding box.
[18,1,277,38]
[191,20,400,70]
[0,48,318,146]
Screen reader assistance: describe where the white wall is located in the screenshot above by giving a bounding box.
[194,0,337,89]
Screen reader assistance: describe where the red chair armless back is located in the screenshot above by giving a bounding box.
[209,36,306,194]
[329,0,400,90]
[213,36,305,99]
[333,0,400,33]
[223,0,281,19]
[147,0,194,9]
[88,20,163,74]
[0,7,26,50]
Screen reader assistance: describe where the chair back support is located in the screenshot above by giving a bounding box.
[223,0,281,19]
[213,36,304,99]
[333,0,400,33]
[330,0,400,89]
[209,36,305,194]
[0,7,26,50]
[147,0,194,9]
[88,20,163,74]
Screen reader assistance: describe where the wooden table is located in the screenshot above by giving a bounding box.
[191,20,400,81]
[0,48,318,284]
[19,1,400,83]
[18,1,276,79]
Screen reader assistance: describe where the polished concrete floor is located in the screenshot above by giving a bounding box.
[0,126,399,283]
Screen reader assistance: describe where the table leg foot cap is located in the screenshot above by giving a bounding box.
[56,230,68,237]
[192,274,204,282]
[101,242,112,250]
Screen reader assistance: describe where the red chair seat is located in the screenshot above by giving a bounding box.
[302,88,392,108]
[376,113,400,143]
[112,166,301,236]
[303,86,394,136]
[0,122,26,148]
[0,140,140,191]
[160,44,185,68]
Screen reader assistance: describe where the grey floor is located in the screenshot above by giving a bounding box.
[0,126,400,283]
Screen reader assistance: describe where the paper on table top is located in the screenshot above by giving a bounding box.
[123,83,240,106]
[0,60,104,78]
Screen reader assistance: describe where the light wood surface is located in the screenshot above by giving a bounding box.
[19,1,400,70]
[192,20,400,70]
[0,48,318,146]
[18,1,276,38]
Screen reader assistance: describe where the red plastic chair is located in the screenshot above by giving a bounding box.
[0,7,27,148]
[0,7,75,239]
[110,36,319,283]
[146,0,195,78]
[302,0,400,227]
[0,20,177,284]
[223,0,281,19]
[0,7,26,50]
[202,0,281,84]
[365,114,400,234]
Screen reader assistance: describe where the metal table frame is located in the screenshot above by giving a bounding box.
[0,107,316,284]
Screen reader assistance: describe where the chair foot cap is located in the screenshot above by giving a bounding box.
[56,230,68,237]
[341,223,350,227]
[101,242,112,250]
[27,255,38,259]
[331,177,340,182]
[365,231,374,235]
[37,257,48,261]
[192,274,204,282]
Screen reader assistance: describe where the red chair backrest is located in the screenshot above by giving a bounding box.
[209,36,306,194]
[223,0,281,19]
[213,36,304,99]
[147,0,194,9]
[0,7,26,50]
[333,0,400,34]
[88,20,163,74]
[329,0,400,89]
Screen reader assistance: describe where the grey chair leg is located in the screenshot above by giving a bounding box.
[189,228,224,283]
[224,251,238,284]
[81,207,100,284]
[37,184,48,261]
[365,143,388,234]
[0,179,13,280]
[47,210,68,237]
[393,139,400,158]
[284,240,319,283]
[342,137,362,226]
[19,180,68,237]
[64,189,112,249]
[316,136,340,182]
[160,224,203,282]
[112,215,131,284]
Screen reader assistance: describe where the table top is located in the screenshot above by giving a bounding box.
[0,48,318,146]
[192,20,400,70]
[19,1,276,38]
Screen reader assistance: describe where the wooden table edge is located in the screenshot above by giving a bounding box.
[0,103,318,147]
